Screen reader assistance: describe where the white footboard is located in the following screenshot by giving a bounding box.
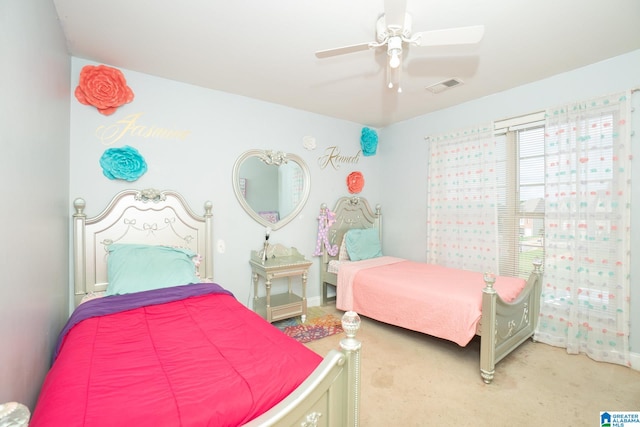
[244,311,362,427]
[479,262,542,384]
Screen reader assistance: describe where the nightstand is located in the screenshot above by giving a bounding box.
[250,247,312,323]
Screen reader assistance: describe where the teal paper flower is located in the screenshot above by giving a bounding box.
[100,145,147,181]
[360,127,378,156]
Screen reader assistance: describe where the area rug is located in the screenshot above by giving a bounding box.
[273,307,343,343]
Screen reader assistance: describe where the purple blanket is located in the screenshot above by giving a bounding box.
[54,283,233,361]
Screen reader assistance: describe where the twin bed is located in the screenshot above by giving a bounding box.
[320,196,542,384]
[31,189,361,427]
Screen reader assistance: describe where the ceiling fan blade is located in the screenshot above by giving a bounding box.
[384,0,407,30]
[414,25,485,47]
[315,42,373,58]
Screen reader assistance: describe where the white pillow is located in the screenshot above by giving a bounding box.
[338,235,350,261]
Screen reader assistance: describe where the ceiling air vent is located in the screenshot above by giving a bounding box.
[425,78,464,94]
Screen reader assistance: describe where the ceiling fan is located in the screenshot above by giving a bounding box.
[315,0,485,93]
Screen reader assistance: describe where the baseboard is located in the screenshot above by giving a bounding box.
[630,351,640,371]
[307,296,322,307]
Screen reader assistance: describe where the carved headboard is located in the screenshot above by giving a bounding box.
[322,196,382,263]
[72,188,213,306]
[320,196,381,304]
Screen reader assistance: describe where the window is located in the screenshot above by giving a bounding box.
[495,115,545,278]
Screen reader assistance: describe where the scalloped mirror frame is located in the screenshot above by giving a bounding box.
[232,149,311,230]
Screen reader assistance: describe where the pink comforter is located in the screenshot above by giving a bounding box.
[31,284,322,427]
[337,257,526,346]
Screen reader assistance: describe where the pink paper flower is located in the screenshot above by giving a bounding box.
[347,171,365,194]
[75,65,134,115]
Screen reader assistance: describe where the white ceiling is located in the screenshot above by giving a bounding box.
[53,0,640,128]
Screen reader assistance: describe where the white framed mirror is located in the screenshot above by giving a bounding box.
[232,149,311,230]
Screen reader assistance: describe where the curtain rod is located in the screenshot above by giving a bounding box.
[425,88,640,140]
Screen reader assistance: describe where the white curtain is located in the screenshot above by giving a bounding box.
[535,92,632,366]
[426,124,499,273]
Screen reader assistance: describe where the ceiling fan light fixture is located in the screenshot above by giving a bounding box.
[389,52,401,69]
[387,59,402,93]
[315,4,484,94]
[387,36,402,69]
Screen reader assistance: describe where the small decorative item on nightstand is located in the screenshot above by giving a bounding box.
[250,245,312,323]
[261,227,271,264]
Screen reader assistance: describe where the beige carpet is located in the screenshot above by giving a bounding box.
[304,304,640,427]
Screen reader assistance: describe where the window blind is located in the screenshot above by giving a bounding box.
[495,123,545,278]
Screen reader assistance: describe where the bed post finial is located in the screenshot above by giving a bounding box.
[341,311,361,346]
[483,271,496,292]
[73,198,86,216]
[532,258,542,273]
[204,200,213,216]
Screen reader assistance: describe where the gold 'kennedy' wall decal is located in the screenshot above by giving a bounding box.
[318,146,361,170]
[95,112,192,145]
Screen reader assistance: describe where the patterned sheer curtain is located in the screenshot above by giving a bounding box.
[426,124,499,273]
[535,92,632,366]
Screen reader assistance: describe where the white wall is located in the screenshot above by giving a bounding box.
[381,50,640,357]
[69,58,382,308]
[0,0,71,409]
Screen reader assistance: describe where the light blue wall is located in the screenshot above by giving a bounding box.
[70,52,640,358]
[0,0,70,409]
[69,58,382,308]
[380,50,640,356]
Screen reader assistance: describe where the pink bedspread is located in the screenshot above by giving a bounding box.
[31,283,322,427]
[337,257,526,346]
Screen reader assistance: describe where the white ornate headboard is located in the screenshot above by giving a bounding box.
[72,188,213,307]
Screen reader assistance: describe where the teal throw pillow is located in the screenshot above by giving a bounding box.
[345,228,382,261]
[106,244,200,296]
